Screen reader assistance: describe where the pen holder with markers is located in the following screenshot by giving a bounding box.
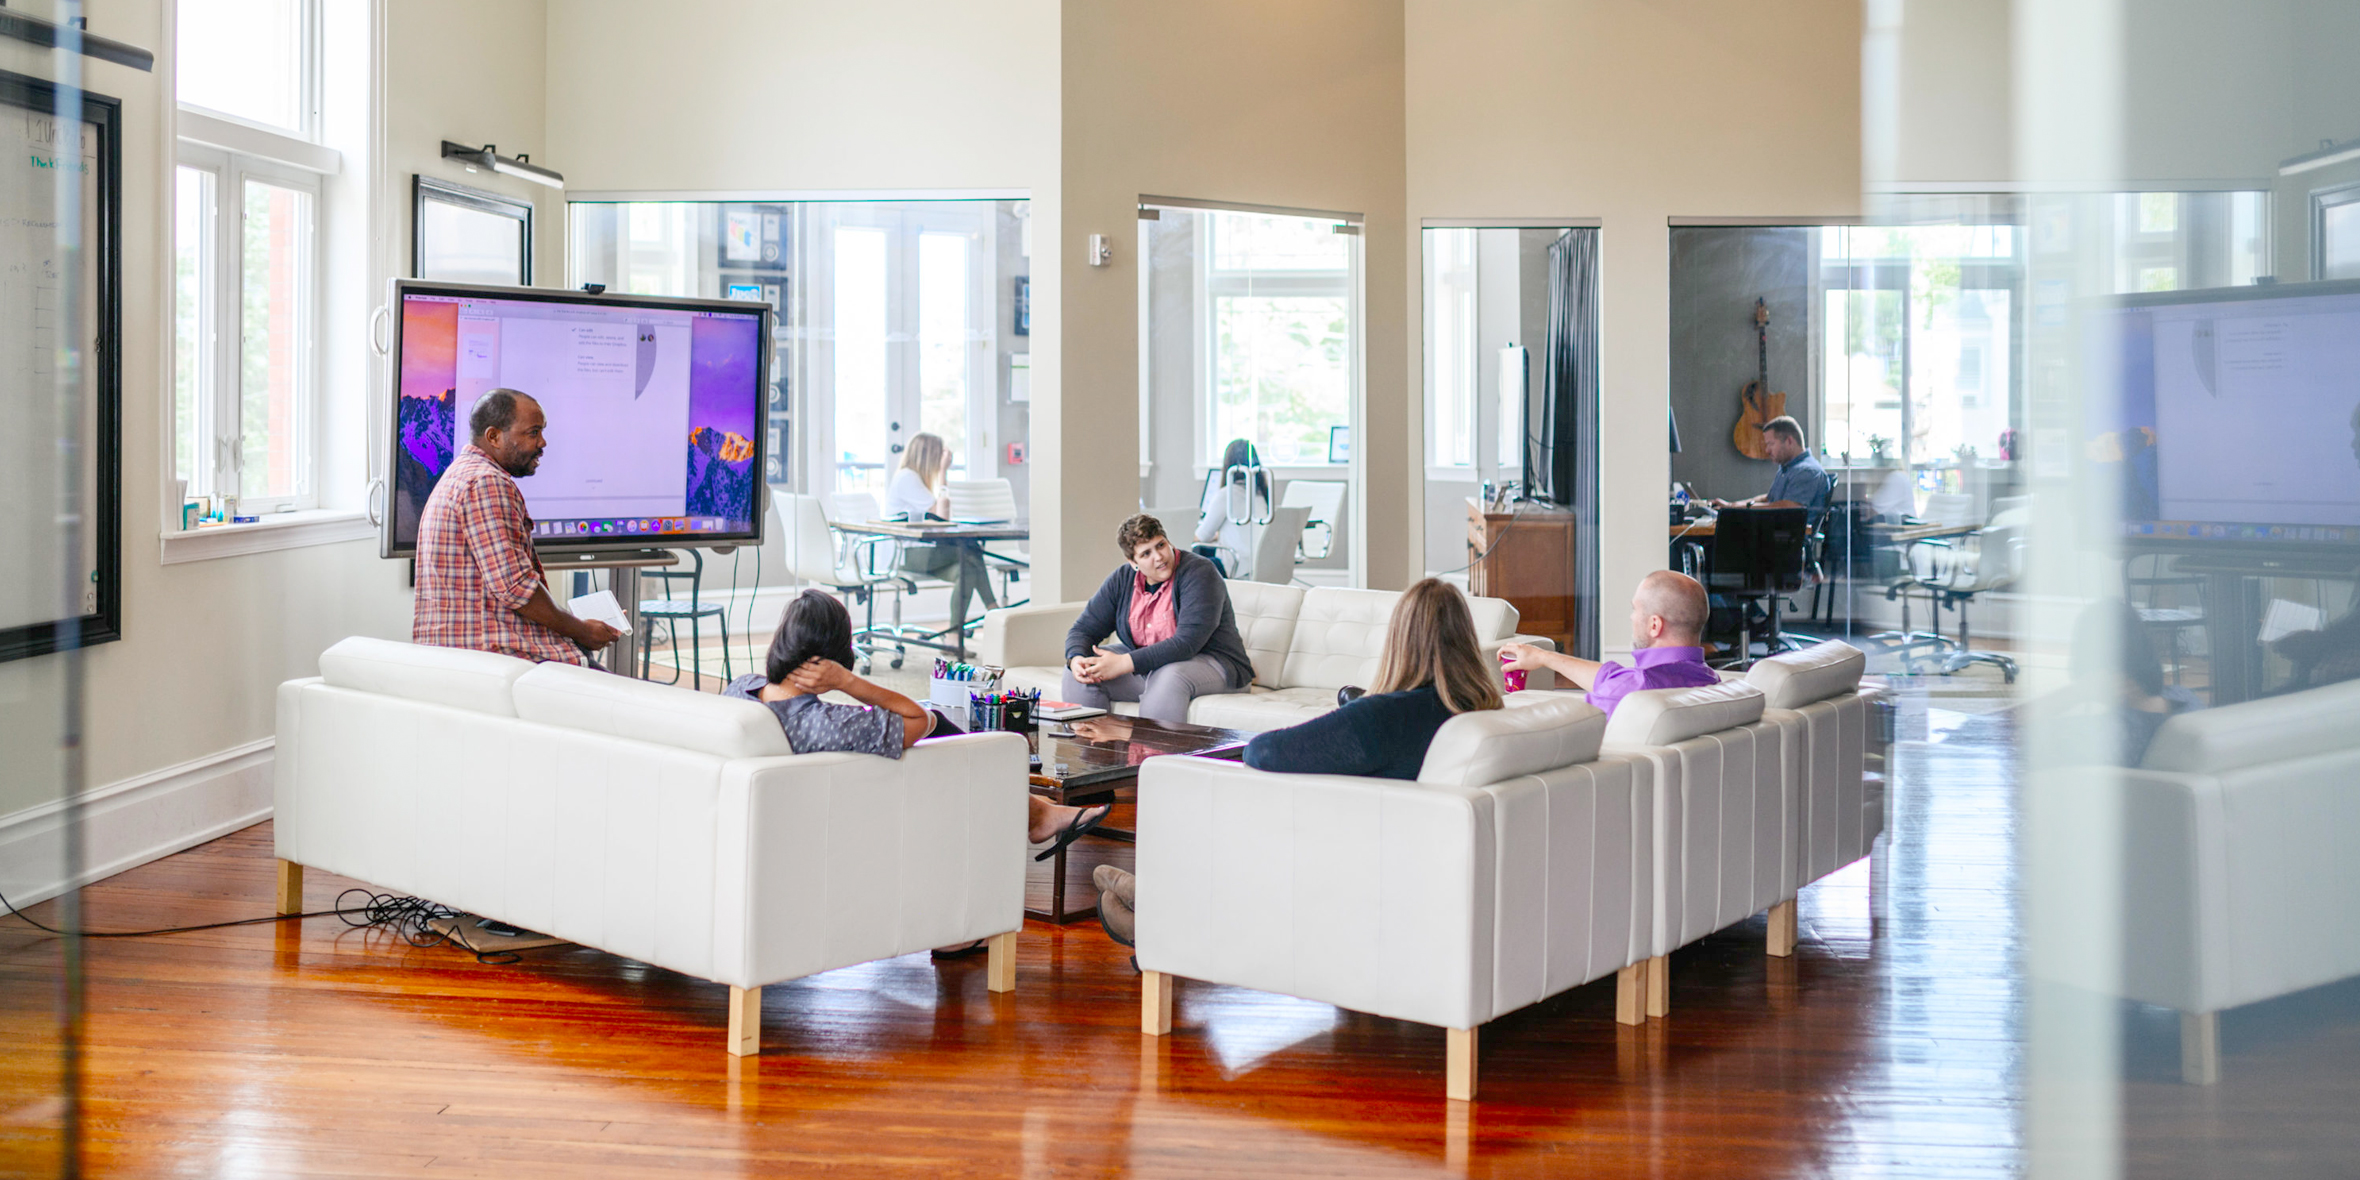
[930,658,1002,727]
[967,688,1039,735]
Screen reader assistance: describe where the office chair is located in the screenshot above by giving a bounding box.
[1245,505,1315,585]
[1705,506,1810,669]
[947,477,1028,604]
[639,549,733,686]
[782,493,917,674]
[1874,496,2022,682]
[1280,479,1348,563]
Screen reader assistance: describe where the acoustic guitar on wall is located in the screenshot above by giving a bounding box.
[1730,297,1786,461]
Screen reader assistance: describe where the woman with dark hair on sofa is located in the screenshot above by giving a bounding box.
[727,590,1109,855]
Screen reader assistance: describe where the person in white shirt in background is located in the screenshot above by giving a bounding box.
[1192,437,1270,578]
[886,432,998,636]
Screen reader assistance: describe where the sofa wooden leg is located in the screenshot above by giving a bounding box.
[1768,899,1798,958]
[1645,954,1670,1019]
[986,931,1018,993]
[727,985,761,1057]
[1446,1026,1478,1102]
[274,859,304,916]
[1614,961,1647,1026]
[2181,1010,2219,1085]
[1141,970,1174,1036]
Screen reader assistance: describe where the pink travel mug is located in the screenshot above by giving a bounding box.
[1499,649,1527,693]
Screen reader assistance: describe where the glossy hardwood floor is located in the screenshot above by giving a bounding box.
[2,691,2350,1177]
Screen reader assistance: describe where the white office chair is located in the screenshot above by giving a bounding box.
[1245,505,1314,585]
[1279,479,1347,562]
[948,477,1028,601]
[779,493,915,673]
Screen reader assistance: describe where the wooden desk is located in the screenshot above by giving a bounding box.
[1671,519,1716,539]
[1466,500,1577,653]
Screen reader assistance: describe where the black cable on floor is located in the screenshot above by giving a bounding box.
[0,883,523,965]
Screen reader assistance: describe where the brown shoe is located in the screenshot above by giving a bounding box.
[1092,865,1135,907]
[1098,889,1135,947]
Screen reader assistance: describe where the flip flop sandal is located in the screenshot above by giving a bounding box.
[1033,803,1115,862]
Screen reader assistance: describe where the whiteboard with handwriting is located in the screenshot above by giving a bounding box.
[1,94,104,639]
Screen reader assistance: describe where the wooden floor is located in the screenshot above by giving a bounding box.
[5,695,2358,1177]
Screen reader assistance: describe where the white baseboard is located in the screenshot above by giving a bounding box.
[0,738,274,911]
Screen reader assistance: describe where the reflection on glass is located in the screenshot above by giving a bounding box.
[834,226,889,497]
[1424,228,1476,468]
[239,179,308,501]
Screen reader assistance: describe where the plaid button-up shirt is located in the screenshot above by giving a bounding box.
[412,445,583,665]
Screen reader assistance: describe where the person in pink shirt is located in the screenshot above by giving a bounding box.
[1499,571,1718,716]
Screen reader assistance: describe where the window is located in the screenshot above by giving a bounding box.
[1202,211,1356,467]
[1821,224,2018,474]
[1424,228,1477,468]
[172,0,328,516]
[568,200,1019,502]
[177,0,312,135]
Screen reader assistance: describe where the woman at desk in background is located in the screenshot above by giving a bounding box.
[1193,438,1271,578]
[887,432,998,637]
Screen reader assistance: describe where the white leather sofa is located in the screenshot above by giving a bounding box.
[977,582,1555,732]
[1518,640,1878,1008]
[1596,680,1778,1015]
[2090,678,2360,1083]
[273,637,1030,1056]
[1132,695,1651,1101]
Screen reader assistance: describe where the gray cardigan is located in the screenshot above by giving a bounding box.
[1064,549,1254,686]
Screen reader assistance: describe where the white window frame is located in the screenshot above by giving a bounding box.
[176,0,321,143]
[1194,214,1360,472]
[1423,227,1478,474]
[174,140,325,514]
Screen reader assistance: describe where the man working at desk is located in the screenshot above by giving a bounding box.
[414,388,619,665]
[1500,570,1718,716]
[1712,415,1831,523]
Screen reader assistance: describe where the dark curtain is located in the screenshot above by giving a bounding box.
[1542,229,1602,658]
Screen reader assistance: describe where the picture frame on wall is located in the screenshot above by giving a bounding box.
[1,69,124,662]
[413,176,532,285]
[1014,275,1030,336]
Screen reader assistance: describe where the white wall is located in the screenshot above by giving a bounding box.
[0,0,558,904]
[1059,0,1409,594]
[1405,0,1862,657]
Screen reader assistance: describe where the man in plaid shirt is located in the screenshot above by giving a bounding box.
[413,389,619,665]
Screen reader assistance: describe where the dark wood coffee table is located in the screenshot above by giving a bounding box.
[1026,713,1255,923]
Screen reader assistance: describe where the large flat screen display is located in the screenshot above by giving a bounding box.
[384,281,770,557]
[2083,279,2360,550]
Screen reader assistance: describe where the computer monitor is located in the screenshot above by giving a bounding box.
[383,280,771,558]
[2083,278,2360,552]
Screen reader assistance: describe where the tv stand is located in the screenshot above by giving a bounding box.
[536,548,682,678]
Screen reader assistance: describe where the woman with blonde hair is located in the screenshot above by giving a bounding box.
[886,431,998,636]
[1240,577,1503,780]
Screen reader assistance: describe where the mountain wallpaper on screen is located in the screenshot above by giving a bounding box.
[685,425,755,518]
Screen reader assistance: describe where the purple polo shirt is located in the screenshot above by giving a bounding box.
[1585,646,1718,717]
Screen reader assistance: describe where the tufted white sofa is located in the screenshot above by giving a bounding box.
[273,637,1030,1056]
[2060,677,2360,1084]
[1510,641,1876,1013]
[977,582,1555,732]
[1132,695,1651,1101]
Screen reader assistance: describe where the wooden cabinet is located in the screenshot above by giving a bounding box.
[1465,499,1578,654]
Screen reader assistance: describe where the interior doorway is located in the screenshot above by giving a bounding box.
[1136,200,1364,587]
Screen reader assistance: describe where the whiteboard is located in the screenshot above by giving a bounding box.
[1,72,115,657]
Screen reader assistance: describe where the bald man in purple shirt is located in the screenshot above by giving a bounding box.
[1500,571,1719,715]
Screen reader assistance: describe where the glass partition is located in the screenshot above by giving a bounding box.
[1139,203,1363,586]
[570,199,1029,511]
